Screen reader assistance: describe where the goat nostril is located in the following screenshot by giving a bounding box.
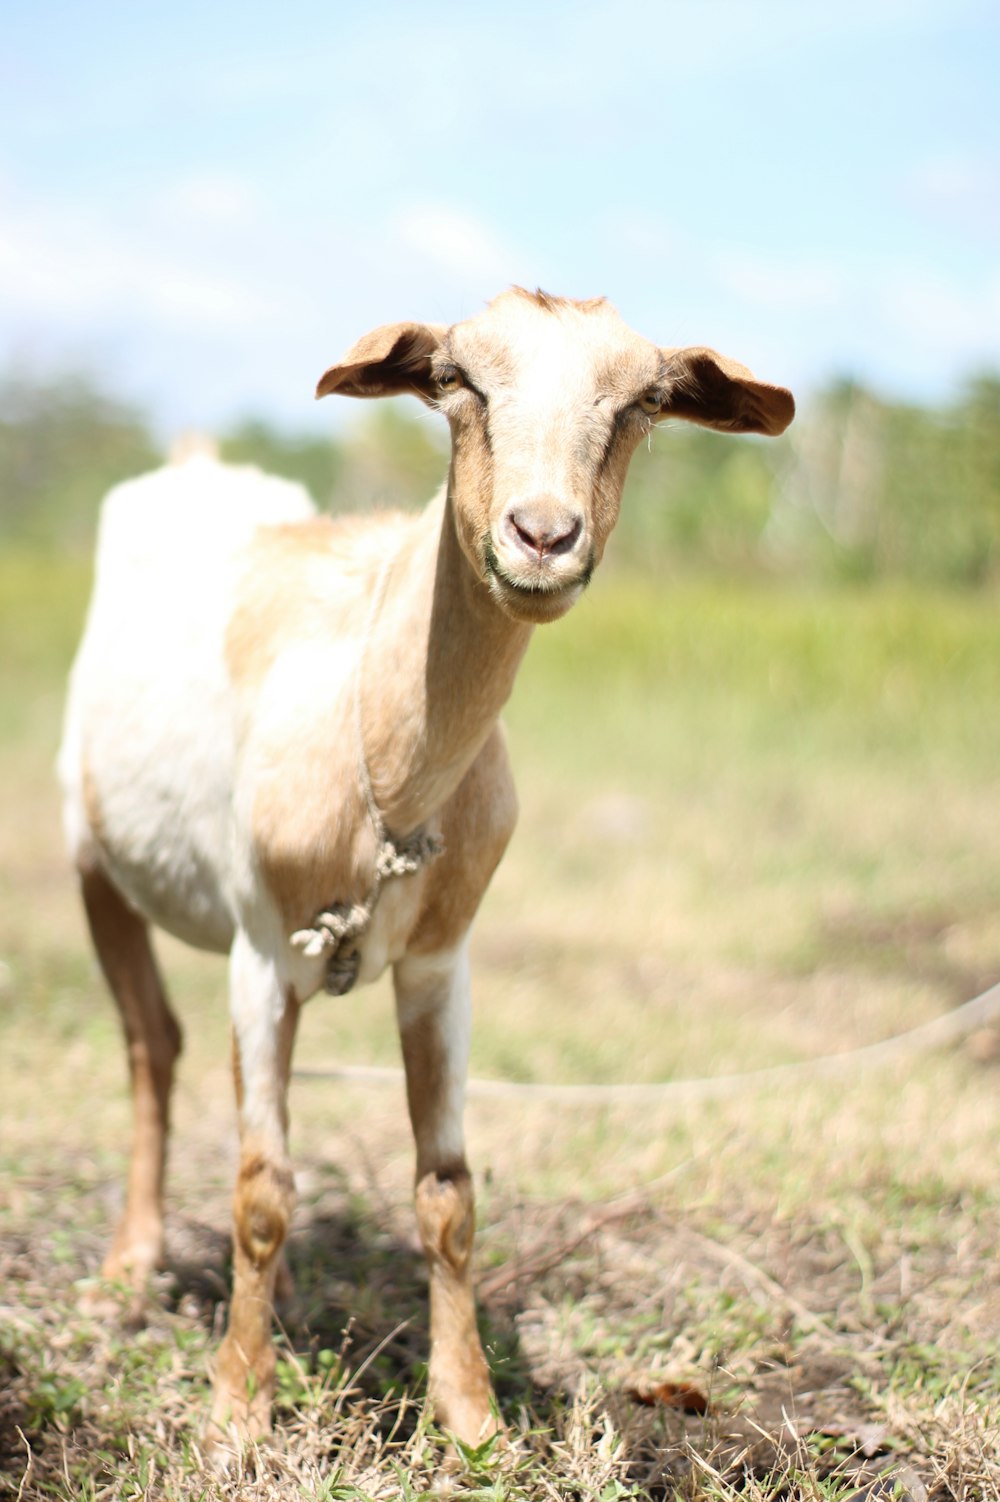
[505,505,583,558]
[512,517,539,552]
[549,515,583,556]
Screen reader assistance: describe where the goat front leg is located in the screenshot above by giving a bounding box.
[394,943,498,1447]
[207,931,299,1457]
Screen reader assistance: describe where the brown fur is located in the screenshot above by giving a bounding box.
[225,513,409,693]
[662,347,795,435]
[409,725,518,957]
[249,717,373,933]
[414,1167,496,1441]
[234,1154,295,1268]
[225,513,412,931]
[227,490,528,939]
[316,322,447,400]
[79,867,182,1297]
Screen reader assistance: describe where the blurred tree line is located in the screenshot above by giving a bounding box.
[1,364,998,586]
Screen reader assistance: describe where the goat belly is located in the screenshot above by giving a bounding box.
[74,674,238,953]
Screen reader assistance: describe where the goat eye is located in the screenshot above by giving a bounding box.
[437,366,463,392]
[638,391,662,416]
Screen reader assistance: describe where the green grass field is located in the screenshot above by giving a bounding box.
[2,552,999,1499]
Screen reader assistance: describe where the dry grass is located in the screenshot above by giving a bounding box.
[4,1150,1000,1498]
[2,560,1000,1498]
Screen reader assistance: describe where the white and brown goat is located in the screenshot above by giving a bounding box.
[59,288,794,1453]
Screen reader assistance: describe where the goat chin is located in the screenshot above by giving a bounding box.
[487,571,585,624]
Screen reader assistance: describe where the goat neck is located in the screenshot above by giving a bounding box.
[359,485,532,837]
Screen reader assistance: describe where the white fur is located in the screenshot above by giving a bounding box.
[229,929,292,1144]
[60,455,315,953]
[394,941,472,1165]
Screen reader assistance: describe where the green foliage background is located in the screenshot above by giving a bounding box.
[2,364,999,586]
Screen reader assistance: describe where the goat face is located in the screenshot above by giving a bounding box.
[317,288,794,625]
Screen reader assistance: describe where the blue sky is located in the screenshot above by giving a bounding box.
[3,1,999,436]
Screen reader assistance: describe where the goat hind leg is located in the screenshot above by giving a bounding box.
[79,865,182,1301]
[394,943,499,1447]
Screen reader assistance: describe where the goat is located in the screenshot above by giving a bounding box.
[59,287,794,1456]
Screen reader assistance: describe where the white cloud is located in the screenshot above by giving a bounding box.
[0,186,289,332]
[908,152,1000,239]
[884,265,1000,358]
[714,250,843,310]
[393,205,520,289]
[614,216,678,263]
[151,172,265,231]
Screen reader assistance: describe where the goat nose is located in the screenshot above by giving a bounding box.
[504,498,583,559]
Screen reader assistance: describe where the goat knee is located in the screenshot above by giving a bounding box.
[416,1165,475,1272]
[234,1153,295,1271]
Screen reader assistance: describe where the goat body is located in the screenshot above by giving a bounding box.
[59,288,794,1456]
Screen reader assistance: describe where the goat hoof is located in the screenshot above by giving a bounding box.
[432,1392,505,1456]
[207,1351,275,1472]
[81,1229,164,1316]
[202,1408,267,1474]
[77,1275,149,1328]
[201,1424,248,1477]
[202,1409,277,1478]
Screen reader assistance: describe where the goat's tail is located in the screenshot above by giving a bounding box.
[168,431,220,465]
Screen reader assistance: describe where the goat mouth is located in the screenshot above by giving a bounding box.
[482,536,594,617]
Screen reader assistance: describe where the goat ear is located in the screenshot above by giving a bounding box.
[659,347,795,436]
[316,322,446,403]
